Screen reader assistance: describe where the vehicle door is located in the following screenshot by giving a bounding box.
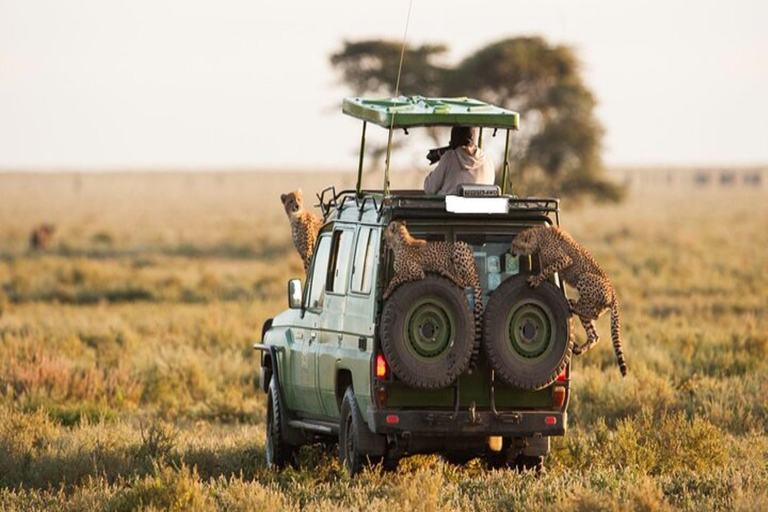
[333,225,380,419]
[285,230,331,417]
[316,224,356,417]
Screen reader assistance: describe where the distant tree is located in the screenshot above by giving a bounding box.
[330,40,448,97]
[330,37,623,202]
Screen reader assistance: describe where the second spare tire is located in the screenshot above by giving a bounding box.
[380,275,475,390]
[483,274,573,390]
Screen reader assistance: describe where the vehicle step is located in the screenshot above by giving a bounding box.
[289,419,338,435]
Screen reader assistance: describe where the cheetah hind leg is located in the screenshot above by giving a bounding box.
[572,316,599,356]
[437,269,461,286]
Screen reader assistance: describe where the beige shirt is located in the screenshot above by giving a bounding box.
[423,146,495,195]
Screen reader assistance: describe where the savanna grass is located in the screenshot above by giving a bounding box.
[0,172,766,511]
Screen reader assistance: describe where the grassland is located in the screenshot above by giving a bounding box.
[0,171,766,511]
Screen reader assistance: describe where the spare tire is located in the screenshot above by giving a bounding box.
[380,275,475,390]
[483,274,573,390]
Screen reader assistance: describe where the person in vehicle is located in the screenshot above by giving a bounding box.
[423,126,495,195]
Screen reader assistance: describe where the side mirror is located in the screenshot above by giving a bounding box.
[287,279,303,309]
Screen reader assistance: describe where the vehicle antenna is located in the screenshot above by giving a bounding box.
[384,0,414,195]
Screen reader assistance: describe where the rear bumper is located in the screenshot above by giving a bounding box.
[368,409,566,437]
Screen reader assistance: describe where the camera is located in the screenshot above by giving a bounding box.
[426,146,450,165]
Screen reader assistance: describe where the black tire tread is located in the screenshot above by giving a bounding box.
[266,377,295,469]
[380,275,475,390]
[483,276,573,390]
[339,387,384,476]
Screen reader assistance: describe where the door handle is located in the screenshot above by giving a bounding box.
[309,332,317,343]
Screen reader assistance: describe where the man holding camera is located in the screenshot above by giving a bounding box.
[423,126,495,195]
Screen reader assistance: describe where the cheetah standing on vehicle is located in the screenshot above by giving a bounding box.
[511,226,628,377]
[280,190,323,275]
[383,221,484,363]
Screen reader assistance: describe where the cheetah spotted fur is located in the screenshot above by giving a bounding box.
[512,225,628,377]
[280,190,323,275]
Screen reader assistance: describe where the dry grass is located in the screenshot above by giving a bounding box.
[1,171,766,511]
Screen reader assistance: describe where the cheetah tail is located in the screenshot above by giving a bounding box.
[468,282,484,372]
[610,298,628,377]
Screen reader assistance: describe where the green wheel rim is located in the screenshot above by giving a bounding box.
[402,297,456,362]
[504,300,555,362]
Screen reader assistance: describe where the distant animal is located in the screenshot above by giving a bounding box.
[383,221,483,363]
[29,224,56,251]
[280,190,323,274]
[511,225,627,377]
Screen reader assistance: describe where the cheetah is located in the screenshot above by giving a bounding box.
[29,224,56,252]
[280,190,323,275]
[383,221,483,366]
[511,225,627,377]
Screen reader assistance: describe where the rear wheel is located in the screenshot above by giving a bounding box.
[380,276,475,390]
[339,387,385,476]
[487,452,544,473]
[514,455,544,473]
[483,275,573,390]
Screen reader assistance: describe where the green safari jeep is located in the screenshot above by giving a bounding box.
[255,96,573,475]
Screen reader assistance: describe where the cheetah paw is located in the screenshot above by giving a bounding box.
[527,275,543,288]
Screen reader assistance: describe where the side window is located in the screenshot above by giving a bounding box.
[326,228,355,295]
[351,227,378,294]
[307,235,332,309]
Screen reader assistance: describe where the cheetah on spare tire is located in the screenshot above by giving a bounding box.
[383,221,481,303]
[280,190,323,276]
[511,226,628,377]
[382,221,484,385]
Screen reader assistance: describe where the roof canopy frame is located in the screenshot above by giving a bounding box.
[346,95,520,195]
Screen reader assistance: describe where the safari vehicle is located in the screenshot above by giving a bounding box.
[254,96,573,475]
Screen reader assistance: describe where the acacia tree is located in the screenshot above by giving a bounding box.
[330,37,623,202]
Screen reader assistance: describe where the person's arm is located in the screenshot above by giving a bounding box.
[423,154,448,194]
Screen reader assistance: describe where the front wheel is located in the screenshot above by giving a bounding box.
[266,377,295,469]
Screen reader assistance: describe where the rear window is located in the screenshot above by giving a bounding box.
[351,227,378,294]
[327,228,355,295]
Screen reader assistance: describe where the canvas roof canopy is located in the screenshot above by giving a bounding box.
[343,96,520,130]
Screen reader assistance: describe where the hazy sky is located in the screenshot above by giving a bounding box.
[1,0,766,171]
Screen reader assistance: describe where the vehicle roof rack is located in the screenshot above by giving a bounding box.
[319,189,560,226]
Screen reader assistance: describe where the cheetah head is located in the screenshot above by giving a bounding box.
[280,189,304,217]
[511,227,542,256]
[384,220,409,247]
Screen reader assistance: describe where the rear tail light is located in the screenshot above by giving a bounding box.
[545,416,557,425]
[552,385,566,407]
[386,414,399,425]
[556,367,568,382]
[376,386,388,406]
[376,354,387,379]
